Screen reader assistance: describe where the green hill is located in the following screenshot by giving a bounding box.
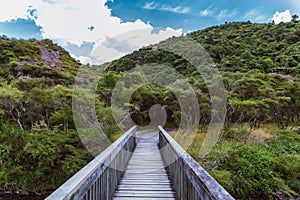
[0,38,80,85]
[107,21,300,77]
[102,21,300,131]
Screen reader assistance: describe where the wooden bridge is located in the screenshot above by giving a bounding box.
[46,126,234,200]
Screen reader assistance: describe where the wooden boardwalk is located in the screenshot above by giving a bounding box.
[113,131,177,200]
[46,127,234,200]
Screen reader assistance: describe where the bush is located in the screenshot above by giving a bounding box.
[208,170,234,191]
[198,131,300,199]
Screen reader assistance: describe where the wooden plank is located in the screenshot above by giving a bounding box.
[119,181,172,185]
[126,166,166,169]
[124,169,167,173]
[114,192,176,198]
[124,172,169,176]
[113,197,175,200]
[115,191,176,195]
[117,186,174,191]
[121,177,170,180]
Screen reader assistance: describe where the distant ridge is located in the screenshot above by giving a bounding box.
[106,21,300,78]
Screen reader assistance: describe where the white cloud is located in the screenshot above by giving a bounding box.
[143,2,190,14]
[217,9,238,20]
[272,10,292,24]
[243,9,266,22]
[41,0,61,4]
[255,15,267,21]
[199,10,210,17]
[161,6,190,14]
[199,5,214,17]
[84,27,182,64]
[0,0,182,64]
[144,2,156,10]
[0,0,31,22]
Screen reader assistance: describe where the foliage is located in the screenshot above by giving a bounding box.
[106,21,300,77]
[0,38,92,193]
[0,121,92,192]
[189,130,300,199]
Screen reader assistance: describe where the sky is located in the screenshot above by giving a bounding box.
[0,0,299,64]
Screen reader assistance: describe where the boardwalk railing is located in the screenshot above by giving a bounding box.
[158,126,234,200]
[46,126,137,200]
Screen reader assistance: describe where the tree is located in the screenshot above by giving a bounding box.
[0,84,29,131]
[51,85,73,133]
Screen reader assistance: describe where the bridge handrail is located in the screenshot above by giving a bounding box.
[46,126,137,200]
[158,126,234,200]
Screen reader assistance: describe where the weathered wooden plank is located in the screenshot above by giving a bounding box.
[124,172,169,176]
[119,181,172,185]
[113,197,175,200]
[124,169,167,173]
[117,186,174,191]
[114,192,176,198]
[126,167,166,170]
[121,177,170,180]
[115,191,176,194]
[121,177,171,181]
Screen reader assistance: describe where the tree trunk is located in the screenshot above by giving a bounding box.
[15,108,24,132]
[16,118,24,132]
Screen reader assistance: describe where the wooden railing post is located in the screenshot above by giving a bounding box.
[158,126,235,200]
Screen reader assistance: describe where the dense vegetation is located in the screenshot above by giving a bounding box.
[105,21,300,131]
[0,20,299,199]
[186,126,300,199]
[0,38,93,193]
[107,21,300,78]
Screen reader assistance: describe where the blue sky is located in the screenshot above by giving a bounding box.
[106,0,296,32]
[0,18,43,39]
[0,0,299,64]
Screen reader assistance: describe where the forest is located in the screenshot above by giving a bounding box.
[0,20,299,199]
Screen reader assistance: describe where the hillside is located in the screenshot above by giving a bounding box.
[0,21,299,199]
[102,21,300,132]
[107,21,300,78]
[0,38,80,85]
[0,38,93,195]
